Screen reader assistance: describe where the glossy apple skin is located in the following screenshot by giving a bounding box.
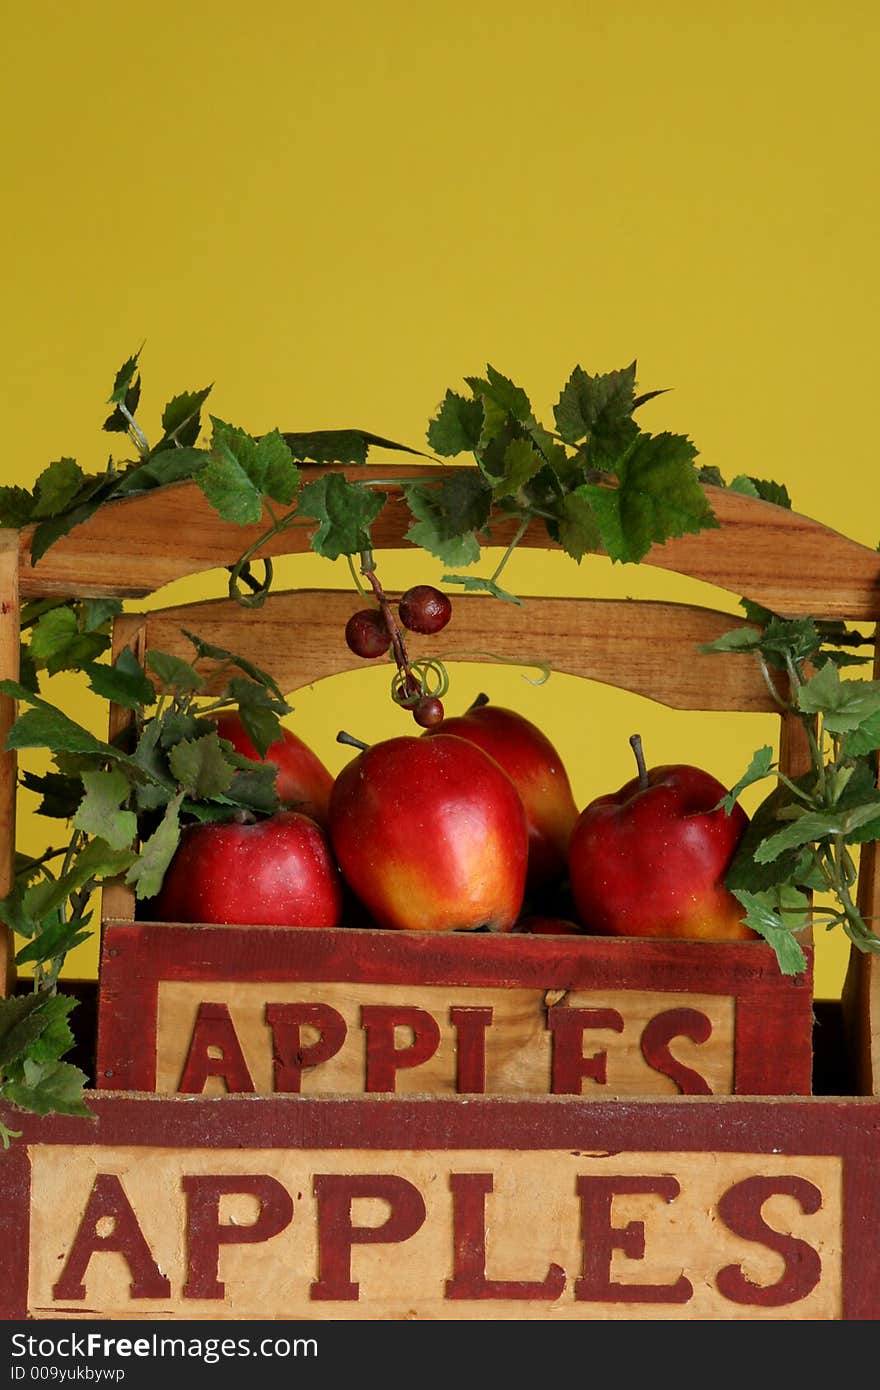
[424,704,579,891]
[154,810,343,928]
[213,713,334,827]
[568,765,753,941]
[329,735,529,932]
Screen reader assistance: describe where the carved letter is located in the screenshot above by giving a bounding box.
[575,1175,693,1303]
[446,1172,565,1300]
[177,1002,255,1094]
[265,1002,347,1092]
[450,1007,493,1093]
[547,1007,625,1093]
[360,1005,441,1092]
[311,1175,426,1300]
[716,1176,823,1306]
[53,1173,170,1301]
[640,1008,713,1095]
[182,1175,294,1299]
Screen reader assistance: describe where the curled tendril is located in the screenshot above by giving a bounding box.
[433,649,552,686]
[391,657,450,709]
[227,558,275,609]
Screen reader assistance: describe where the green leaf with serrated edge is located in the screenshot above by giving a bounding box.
[132,722,175,812]
[725,786,811,892]
[108,348,142,404]
[19,770,81,819]
[0,687,122,762]
[556,489,602,562]
[30,459,85,519]
[126,791,184,900]
[699,625,764,655]
[426,392,484,455]
[576,484,627,561]
[281,429,428,464]
[2,1058,91,1117]
[29,605,76,661]
[845,710,880,756]
[15,920,90,968]
[0,994,55,1068]
[160,386,213,438]
[614,432,716,563]
[159,710,203,749]
[17,646,38,694]
[24,839,137,921]
[0,485,35,527]
[488,438,544,500]
[103,375,142,433]
[224,764,280,815]
[228,678,286,757]
[199,451,263,524]
[797,661,880,733]
[441,574,523,605]
[745,477,792,509]
[740,597,776,625]
[168,733,235,800]
[145,649,203,694]
[715,745,775,815]
[79,598,123,633]
[182,631,288,704]
[553,362,637,446]
[403,472,490,568]
[255,429,300,505]
[85,653,157,711]
[73,769,137,851]
[29,607,109,675]
[466,365,533,425]
[753,804,880,863]
[728,475,760,499]
[115,449,210,493]
[296,473,386,561]
[21,995,77,1063]
[698,464,726,487]
[731,889,809,975]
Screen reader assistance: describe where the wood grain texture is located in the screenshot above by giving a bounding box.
[138,589,779,712]
[4,1091,880,1321]
[95,922,814,1097]
[0,532,19,994]
[14,472,880,618]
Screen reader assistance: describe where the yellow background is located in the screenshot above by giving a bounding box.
[3,1,879,997]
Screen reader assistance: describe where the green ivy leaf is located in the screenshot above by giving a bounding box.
[403,472,491,567]
[159,386,213,445]
[168,732,235,800]
[126,791,184,900]
[614,432,716,563]
[108,348,143,405]
[182,631,288,704]
[556,488,603,562]
[0,485,36,527]
[73,769,137,851]
[200,419,265,524]
[0,684,124,762]
[486,439,545,500]
[426,392,484,456]
[296,473,386,560]
[754,803,880,863]
[0,993,53,1068]
[145,649,204,694]
[845,710,880,756]
[30,459,85,519]
[553,362,636,447]
[19,770,82,819]
[254,429,301,506]
[24,839,137,921]
[797,662,880,733]
[714,745,775,814]
[731,888,809,975]
[85,648,157,710]
[228,678,286,756]
[2,1057,91,1118]
[15,918,91,968]
[115,449,210,494]
[570,484,626,561]
[281,429,426,465]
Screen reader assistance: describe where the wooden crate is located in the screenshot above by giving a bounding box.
[3,1090,879,1321]
[3,467,880,1325]
[95,920,813,1097]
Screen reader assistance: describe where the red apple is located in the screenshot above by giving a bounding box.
[423,696,579,891]
[153,810,344,928]
[568,735,752,942]
[328,734,529,932]
[213,713,334,827]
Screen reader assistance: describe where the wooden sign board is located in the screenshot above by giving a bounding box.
[96,923,814,1098]
[2,1092,878,1321]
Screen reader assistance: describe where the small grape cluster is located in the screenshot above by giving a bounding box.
[345,582,452,727]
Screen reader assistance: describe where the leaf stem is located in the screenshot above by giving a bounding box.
[490,518,529,584]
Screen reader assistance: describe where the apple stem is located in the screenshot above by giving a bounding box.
[629,732,649,790]
[337,730,370,752]
[468,692,490,711]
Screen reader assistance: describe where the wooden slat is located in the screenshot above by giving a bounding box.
[13,472,880,619]
[843,631,880,1094]
[0,531,19,994]
[139,590,779,713]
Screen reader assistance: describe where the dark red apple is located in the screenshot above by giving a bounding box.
[423,696,579,891]
[213,712,334,827]
[154,810,343,928]
[328,734,528,932]
[568,734,752,942]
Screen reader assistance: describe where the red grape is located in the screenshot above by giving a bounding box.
[412,695,444,727]
[345,609,391,658]
[398,585,452,635]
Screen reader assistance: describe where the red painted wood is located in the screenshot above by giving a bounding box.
[2,1093,880,1320]
[640,1009,714,1095]
[96,921,815,1095]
